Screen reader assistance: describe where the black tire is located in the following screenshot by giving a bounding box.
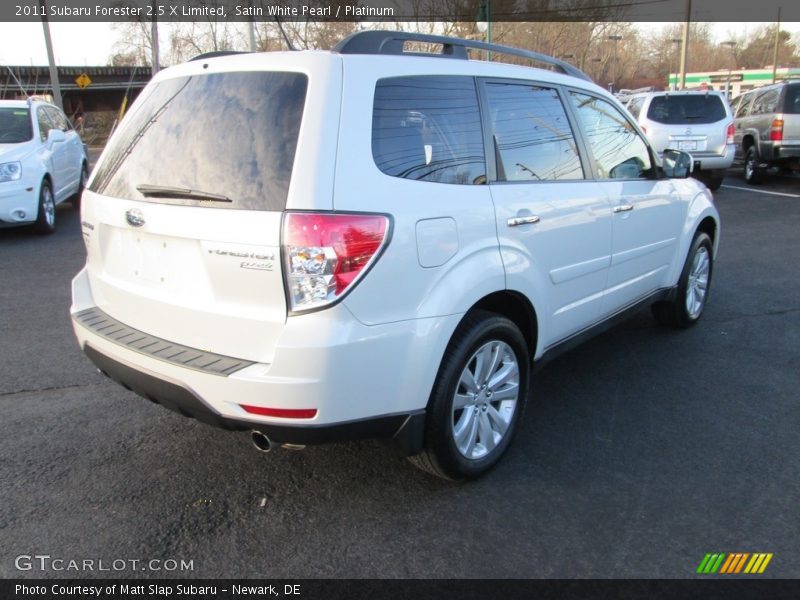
[744,146,763,185]
[652,232,713,328]
[693,170,723,191]
[71,162,88,210]
[408,310,529,480]
[33,180,56,235]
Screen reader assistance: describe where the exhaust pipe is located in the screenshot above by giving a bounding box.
[251,430,280,453]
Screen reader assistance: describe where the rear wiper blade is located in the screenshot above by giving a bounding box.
[136,184,232,203]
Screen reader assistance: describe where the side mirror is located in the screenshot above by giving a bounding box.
[662,149,693,179]
[47,128,66,144]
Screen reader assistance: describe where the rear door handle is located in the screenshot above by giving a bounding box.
[507,216,540,227]
[613,204,634,213]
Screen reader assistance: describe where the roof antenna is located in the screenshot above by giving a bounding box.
[5,66,29,98]
[274,18,296,51]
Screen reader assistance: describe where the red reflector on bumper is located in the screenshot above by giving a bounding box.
[240,405,317,419]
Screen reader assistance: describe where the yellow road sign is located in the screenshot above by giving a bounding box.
[75,73,92,89]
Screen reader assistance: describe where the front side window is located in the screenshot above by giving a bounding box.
[44,106,71,131]
[0,107,33,143]
[36,107,54,141]
[90,71,308,211]
[372,76,486,185]
[569,92,653,180]
[485,82,583,181]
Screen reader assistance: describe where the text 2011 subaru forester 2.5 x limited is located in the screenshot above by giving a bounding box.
[71,31,720,480]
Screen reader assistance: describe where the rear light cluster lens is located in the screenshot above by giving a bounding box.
[726,123,735,145]
[770,119,784,142]
[240,404,317,419]
[283,212,389,312]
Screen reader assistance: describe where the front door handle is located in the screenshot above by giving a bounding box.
[507,215,540,227]
[613,204,634,213]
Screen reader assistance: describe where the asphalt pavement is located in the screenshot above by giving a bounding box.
[0,168,798,579]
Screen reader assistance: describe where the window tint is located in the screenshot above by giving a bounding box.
[484,82,583,181]
[784,84,800,115]
[646,94,727,124]
[90,71,307,211]
[372,76,485,185]
[0,107,33,143]
[36,107,54,141]
[569,92,653,180]
[751,89,780,115]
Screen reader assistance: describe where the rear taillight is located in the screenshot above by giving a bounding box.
[726,123,735,145]
[770,119,784,141]
[283,212,389,312]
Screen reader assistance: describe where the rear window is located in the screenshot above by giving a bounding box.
[646,95,727,124]
[0,107,33,143]
[90,72,307,211]
[784,84,800,114]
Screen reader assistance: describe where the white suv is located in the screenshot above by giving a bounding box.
[0,99,88,233]
[71,32,720,480]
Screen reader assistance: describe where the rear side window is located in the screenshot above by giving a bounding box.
[751,89,780,115]
[735,93,755,118]
[485,82,583,181]
[646,95,727,124]
[784,84,800,114]
[372,76,486,185]
[627,96,645,119]
[90,72,308,211]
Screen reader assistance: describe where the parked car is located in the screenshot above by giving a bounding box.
[624,91,735,190]
[0,99,88,233]
[730,80,800,184]
[71,31,720,480]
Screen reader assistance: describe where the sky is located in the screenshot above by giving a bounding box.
[0,21,798,66]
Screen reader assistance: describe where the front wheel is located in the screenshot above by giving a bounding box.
[408,310,529,480]
[71,162,88,210]
[652,232,713,328]
[33,180,56,235]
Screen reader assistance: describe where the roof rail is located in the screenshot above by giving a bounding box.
[188,51,248,62]
[332,30,592,82]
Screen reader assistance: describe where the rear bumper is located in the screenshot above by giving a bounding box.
[690,145,735,171]
[774,145,800,160]
[70,267,458,453]
[83,343,424,453]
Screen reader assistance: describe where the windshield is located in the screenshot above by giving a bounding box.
[90,71,308,211]
[646,95,727,125]
[0,107,34,143]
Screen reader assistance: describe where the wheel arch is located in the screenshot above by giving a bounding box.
[465,291,539,359]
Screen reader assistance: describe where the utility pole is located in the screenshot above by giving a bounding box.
[772,6,782,84]
[39,0,63,110]
[608,35,622,93]
[248,0,257,51]
[678,0,691,90]
[151,0,160,77]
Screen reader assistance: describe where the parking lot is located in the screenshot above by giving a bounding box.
[0,167,798,579]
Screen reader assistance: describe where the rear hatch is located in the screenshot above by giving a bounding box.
[644,94,730,155]
[82,56,337,364]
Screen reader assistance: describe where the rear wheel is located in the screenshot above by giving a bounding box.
[33,180,56,235]
[408,310,529,480]
[652,232,713,328]
[744,146,763,184]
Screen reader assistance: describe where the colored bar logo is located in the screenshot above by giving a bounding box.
[696,552,773,574]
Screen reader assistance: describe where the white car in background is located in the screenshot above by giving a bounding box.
[624,91,735,190]
[0,99,88,233]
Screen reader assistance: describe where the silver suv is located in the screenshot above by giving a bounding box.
[625,91,735,190]
[731,80,800,184]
